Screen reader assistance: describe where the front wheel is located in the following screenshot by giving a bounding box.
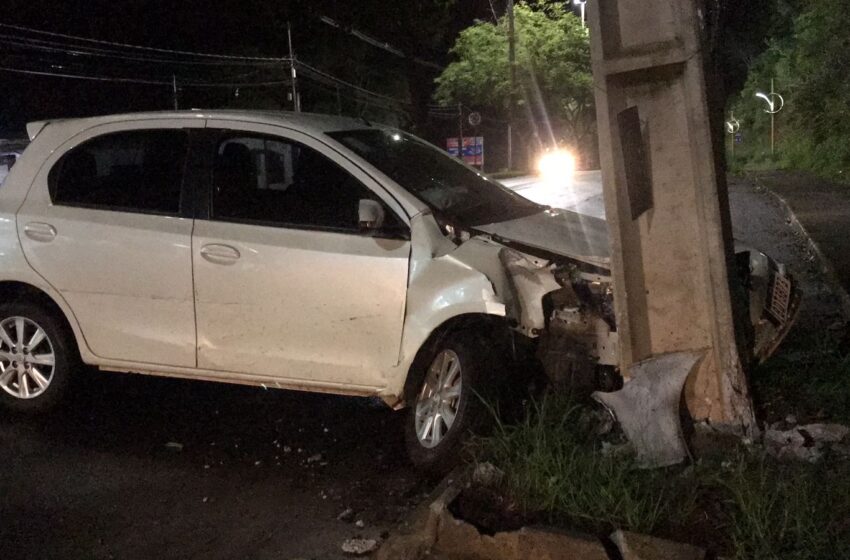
[0,302,78,413]
[404,331,504,474]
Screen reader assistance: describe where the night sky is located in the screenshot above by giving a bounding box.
[0,0,773,140]
[0,0,499,138]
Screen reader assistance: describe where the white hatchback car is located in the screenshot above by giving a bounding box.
[0,111,797,470]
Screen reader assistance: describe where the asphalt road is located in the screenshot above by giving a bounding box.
[0,171,840,560]
[0,376,430,560]
[501,170,607,219]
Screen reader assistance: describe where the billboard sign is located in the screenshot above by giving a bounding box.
[447,136,484,167]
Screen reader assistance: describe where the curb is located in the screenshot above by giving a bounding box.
[747,172,850,320]
[375,468,713,560]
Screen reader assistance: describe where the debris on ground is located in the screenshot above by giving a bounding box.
[306,453,323,464]
[341,537,379,556]
[472,462,504,488]
[355,519,365,528]
[164,442,184,452]
[337,508,354,522]
[763,421,850,462]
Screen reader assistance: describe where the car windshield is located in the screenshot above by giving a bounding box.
[327,129,542,226]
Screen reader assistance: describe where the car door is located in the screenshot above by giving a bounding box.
[17,121,201,367]
[192,122,411,389]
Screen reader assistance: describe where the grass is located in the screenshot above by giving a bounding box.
[751,330,850,424]
[474,395,850,559]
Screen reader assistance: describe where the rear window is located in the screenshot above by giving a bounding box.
[49,129,188,215]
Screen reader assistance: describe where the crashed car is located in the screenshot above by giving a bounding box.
[0,111,796,471]
[0,139,27,185]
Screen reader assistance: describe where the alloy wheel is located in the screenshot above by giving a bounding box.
[0,316,55,399]
[414,349,463,448]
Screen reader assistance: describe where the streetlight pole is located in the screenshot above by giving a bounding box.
[458,103,465,161]
[755,80,783,156]
[574,0,587,28]
[770,78,775,155]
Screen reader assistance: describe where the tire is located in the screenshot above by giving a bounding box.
[0,301,78,413]
[404,329,506,474]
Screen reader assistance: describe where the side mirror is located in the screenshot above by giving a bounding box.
[358,199,385,231]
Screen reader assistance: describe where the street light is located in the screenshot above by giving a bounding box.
[754,78,784,155]
[573,0,587,28]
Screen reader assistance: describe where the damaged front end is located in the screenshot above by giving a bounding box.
[498,248,620,393]
[738,246,801,363]
[438,209,799,396]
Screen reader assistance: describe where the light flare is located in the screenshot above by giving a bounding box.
[536,149,576,185]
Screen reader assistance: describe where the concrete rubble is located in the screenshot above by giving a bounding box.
[377,469,711,560]
[763,421,850,462]
[471,462,504,488]
[340,537,379,556]
[611,530,705,560]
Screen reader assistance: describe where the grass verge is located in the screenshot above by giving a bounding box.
[473,395,850,559]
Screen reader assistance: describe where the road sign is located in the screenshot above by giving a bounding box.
[468,112,482,127]
[734,132,743,144]
[447,136,484,166]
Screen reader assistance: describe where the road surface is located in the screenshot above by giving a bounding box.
[501,170,606,219]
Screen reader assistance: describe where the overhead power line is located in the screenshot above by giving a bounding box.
[318,16,444,70]
[0,23,427,114]
[0,22,289,61]
[0,35,287,67]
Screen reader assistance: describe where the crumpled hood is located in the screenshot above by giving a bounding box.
[476,208,611,268]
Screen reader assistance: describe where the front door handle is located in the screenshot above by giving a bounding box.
[23,222,57,243]
[200,244,241,265]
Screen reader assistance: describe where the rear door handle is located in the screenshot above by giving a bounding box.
[23,222,57,243]
[199,243,241,265]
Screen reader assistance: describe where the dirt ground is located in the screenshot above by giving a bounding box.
[0,172,844,560]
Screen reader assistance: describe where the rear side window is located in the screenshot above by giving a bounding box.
[49,129,188,215]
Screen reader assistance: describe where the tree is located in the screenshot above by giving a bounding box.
[729,0,850,178]
[433,2,592,166]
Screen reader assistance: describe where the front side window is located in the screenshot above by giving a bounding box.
[211,133,404,235]
[327,129,541,227]
[49,129,188,215]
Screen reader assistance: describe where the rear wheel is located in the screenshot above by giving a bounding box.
[0,302,77,413]
[404,330,505,474]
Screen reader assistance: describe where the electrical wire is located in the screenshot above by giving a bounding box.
[0,22,289,61]
[0,35,289,67]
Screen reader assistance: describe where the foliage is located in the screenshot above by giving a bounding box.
[730,0,850,180]
[433,2,593,157]
[476,395,850,558]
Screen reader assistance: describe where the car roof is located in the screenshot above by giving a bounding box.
[26,110,378,140]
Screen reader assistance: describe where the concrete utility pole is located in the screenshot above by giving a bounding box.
[287,22,301,112]
[507,0,517,170]
[588,0,756,456]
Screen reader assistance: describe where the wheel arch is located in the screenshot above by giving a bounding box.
[0,281,85,360]
[401,312,512,405]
